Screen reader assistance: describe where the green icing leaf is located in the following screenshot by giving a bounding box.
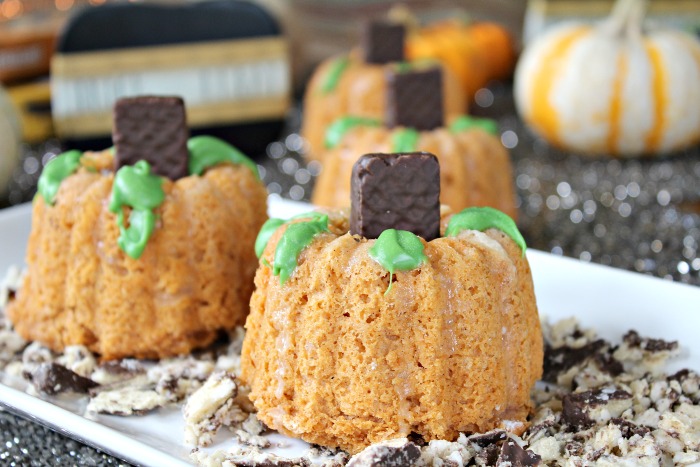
[321,56,350,94]
[445,207,526,256]
[255,212,331,277]
[391,128,420,152]
[324,116,381,149]
[289,211,328,221]
[109,160,166,259]
[114,208,157,260]
[449,115,499,135]
[394,58,440,73]
[37,150,83,205]
[188,136,258,178]
[110,161,165,212]
[273,214,329,285]
[369,229,427,292]
[394,61,413,73]
[255,218,286,258]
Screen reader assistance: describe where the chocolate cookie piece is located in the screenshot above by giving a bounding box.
[467,429,508,447]
[562,388,632,429]
[542,339,606,383]
[668,369,691,382]
[350,152,440,241]
[386,67,443,131]
[622,330,679,352]
[30,362,98,395]
[113,96,189,180]
[474,443,501,466]
[362,21,405,64]
[611,418,651,439]
[594,352,624,377]
[346,439,421,467]
[231,460,310,467]
[498,439,542,466]
[87,387,166,416]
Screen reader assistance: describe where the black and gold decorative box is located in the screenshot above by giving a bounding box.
[51,0,291,155]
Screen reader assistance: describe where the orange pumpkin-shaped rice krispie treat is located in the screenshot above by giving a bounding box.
[242,152,542,453]
[8,96,268,360]
[301,20,466,161]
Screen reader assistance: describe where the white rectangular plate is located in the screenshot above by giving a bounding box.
[0,196,698,466]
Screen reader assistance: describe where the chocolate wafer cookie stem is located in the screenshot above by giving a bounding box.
[362,21,406,64]
[386,67,444,131]
[113,96,190,180]
[350,152,440,240]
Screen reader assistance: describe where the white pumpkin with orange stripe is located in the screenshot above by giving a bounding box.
[514,0,700,157]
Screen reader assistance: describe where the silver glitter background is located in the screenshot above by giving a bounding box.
[0,87,698,464]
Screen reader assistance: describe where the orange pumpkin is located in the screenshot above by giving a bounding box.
[407,19,517,100]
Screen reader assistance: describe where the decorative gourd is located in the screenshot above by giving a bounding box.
[514,0,700,157]
[406,19,517,100]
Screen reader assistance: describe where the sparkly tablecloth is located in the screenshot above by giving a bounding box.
[0,88,698,465]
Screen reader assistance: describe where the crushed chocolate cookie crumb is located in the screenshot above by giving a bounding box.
[0,329,26,365]
[0,266,22,311]
[236,429,271,449]
[57,345,97,378]
[467,429,508,447]
[407,432,427,447]
[86,387,166,416]
[562,387,632,430]
[346,438,421,467]
[542,339,605,383]
[593,352,624,377]
[474,442,500,466]
[623,330,679,353]
[611,418,651,439]
[497,438,542,466]
[184,371,247,447]
[29,362,98,395]
[191,446,311,467]
[303,445,350,466]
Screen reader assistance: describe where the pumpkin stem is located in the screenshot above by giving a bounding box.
[604,0,648,36]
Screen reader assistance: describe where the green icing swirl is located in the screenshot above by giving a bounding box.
[108,160,166,259]
[445,207,526,256]
[369,229,427,292]
[273,213,329,285]
[391,128,420,152]
[394,59,439,74]
[394,61,413,73]
[325,116,381,149]
[37,150,83,205]
[188,135,258,178]
[450,115,499,135]
[321,56,350,94]
[255,218,286,258]
[255,212,328,260]
[289,211,328,222]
